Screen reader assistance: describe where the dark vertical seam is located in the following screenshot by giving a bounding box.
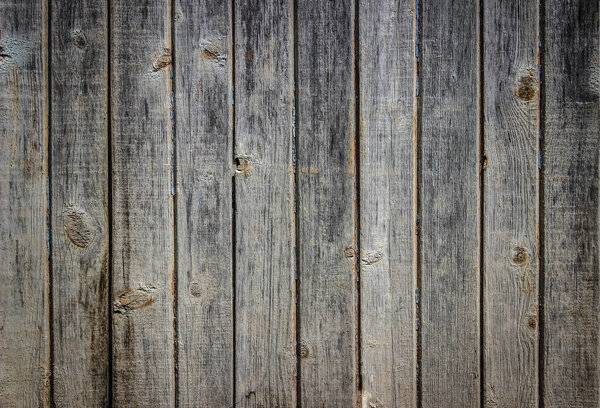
[169,0,179,406]
[414,0,422,406]
[537,0,546,406]
[231,0,237,405]
[292,0,300,405]
[106,0,114,405]
[353,0,362,405]
[46,0,54,405]
[478,0,486,407]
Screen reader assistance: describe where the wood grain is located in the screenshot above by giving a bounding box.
[50,0,110,405]
[358,0,417,406]
[234,1,296,406]
[110,0,175,405]
[482,1,540,406]
[542,1,600,406]
[174,0,233,406]
[296,1,358,406]
[419,1,481,406]
[0,0,49,405]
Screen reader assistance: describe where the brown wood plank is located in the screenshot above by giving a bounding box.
[482,1,540,406]
[174,0,233,406]
[419,1,481,406]
[296,0,358,406]
[358,0,417,406]
[234,1,296,407]
[0,0,50,405]
[542,1,600,406]
[110,0,175,405]
[50,0,110,405]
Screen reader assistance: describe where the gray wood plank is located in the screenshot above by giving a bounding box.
[296,1,358,406]
[50,0,109,405]
[358,0,417,406]
[419,1,481,406]
[174,0,233,406]
[0,0,50,405]
[482,1,540,407]
[234,1,295,406]
[542,1,600,406]
[110,0,175,405]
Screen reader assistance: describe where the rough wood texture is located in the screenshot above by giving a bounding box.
[110,0,175,405]
[358,0,416,407]
[296,1,357,406]
[482,1,540,406]
[174,0,233,406]
[542,1,599,406]
[0,0,49,405]
[419,1,481,406]
[50,0,109,405]
[234,1,295,407]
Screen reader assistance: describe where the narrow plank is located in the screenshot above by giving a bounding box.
[174,0,233,406]
[296,1,357,406]
[111,0,175,405]
[234,1,295,406]
[358,0,416,406]
[0,0,49,405]
[50,0,109,405]
[420,1,481,406]
[482,1,540,406]
[542,1,600,406]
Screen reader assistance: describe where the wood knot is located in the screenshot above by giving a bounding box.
[362,250,384,265]
[516,76,536,102]
[71,29,87,49]
[152,52,172,71]
[299,343,310,359]
[63,205,93,248]
[528,317,537,329]
[344,247,355,258]
[114,287,156,314]
[201,43,226,65]
[511,246,530,266]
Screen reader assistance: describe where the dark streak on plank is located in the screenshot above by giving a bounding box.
[110,0,175,405]
[419,1,481,406]
[0,0,50,405]
[542,1,599,406]
[174,0,233,405]
[296,0,357,406]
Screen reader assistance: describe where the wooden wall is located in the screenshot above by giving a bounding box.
[0,0,598,407]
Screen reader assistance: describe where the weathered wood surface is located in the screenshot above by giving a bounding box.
[234,1,295,407]
[296,1,358,406]
[419,0,481,407]
[110,0,175,405]
[482,1,540,406]
[0,0,49,406]
[542,1,600,406]
[1,1,600,406]
[174,0,233,406]
[358,0,417,407]
[50,0,110,405]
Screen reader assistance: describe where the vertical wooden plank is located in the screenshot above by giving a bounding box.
[297,0,357,406]
[111,0,175,405]
[174,0,233,406]
[420,1,480,407]
[543,1,599,406]
[234,1,295,406]
[0,0,49,405]
[50,0,109,405]
[482,1,540,406]
[358,0,416,407]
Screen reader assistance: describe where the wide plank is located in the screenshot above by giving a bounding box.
[419,1,481,406]
[296,1,358,406]
[0,0,49,405]
[174,0,233,406]
[234,0,296,406]
[50,0,110,405]
[358,0,417,406]
[542,1,600,406]
[110,0,175,405]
